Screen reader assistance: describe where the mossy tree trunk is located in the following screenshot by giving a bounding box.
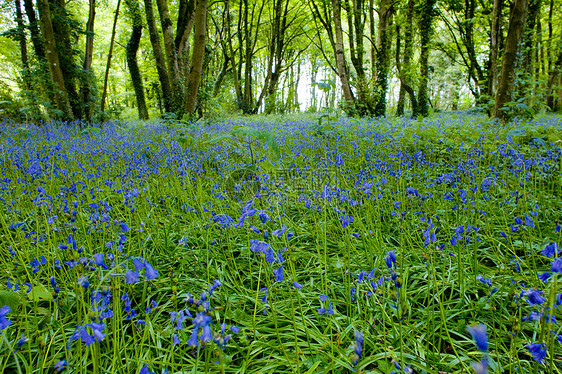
[125,0,148,120]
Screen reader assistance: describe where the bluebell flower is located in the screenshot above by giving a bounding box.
[539,272,551,282]
[551,258,562,273]
[77,276,90,289]
[126,270,140,284]
[274,266,284,282]
[54,360,66,372]
[272,226,287,237]
[17,334,29,348]
[471,356,488,374]
[0,306,12,330]
[476,275,492,287]
[172,333,180,345]
[292,282,303,290]
[384,251,397,270]
[542,242,560,257]
[524,289,545,306]
[467,324,488,352]
[349,330,363,368]
[527,343,547,363]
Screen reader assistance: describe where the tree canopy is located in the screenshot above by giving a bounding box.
[0,0,560,122]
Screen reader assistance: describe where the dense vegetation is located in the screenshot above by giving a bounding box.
[0,113,561,373]
[0,0,561,122]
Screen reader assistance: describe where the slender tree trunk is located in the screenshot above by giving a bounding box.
[331,0,354,103]
[37,0,73,119]
[125,0,148,120]
[493,0,529,121]
[23,0,45,60]
[546,50,562,111]
[82,0,96,122]
[417,0,436,117]
[488,0,503,96]
[144,0,173,112]
[101,0,121,113]
[225,0,243,107]
[15,0,30,88]
[184,0,208,115]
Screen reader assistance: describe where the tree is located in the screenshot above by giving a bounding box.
[494,0,529,121]
[125,0,148,119]
[417,0,437,117]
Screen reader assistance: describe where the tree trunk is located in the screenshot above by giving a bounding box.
[101,0,121,113]
[144,0,173,112]
[417,0,436,117]
[331,0,354,104]
[15,0,30,88]
[125,0,148,120]
[396,0,416,116]
[156,0,182,110]
[82,0,96,122]
[374,0,393,116]
[488,0,503,96]
[51,0,81,119]
[184,0,207,115]
[493,0,529,121]
[23,0,45,60]
[546,50,562,111]
[37,0,73,119]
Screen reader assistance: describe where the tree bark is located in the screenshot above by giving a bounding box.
[396,0,417,116]
[82,0,96,121]
[417,0,436,117]
[493,0,529,121]
[36,0,73,119]
[156,0,182,110]
[144,0,173,112]
[331,0,354,104]
[125,0,148,120]
[374,0,393,116]
[15,0,30,88]
[488,0,503,96]
[23,0,45,60]
[184,0,208,115]
[546,49,562,111]
[101,0,121,113]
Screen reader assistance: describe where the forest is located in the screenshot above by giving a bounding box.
[0,0,560,122]
[0,1,562,373]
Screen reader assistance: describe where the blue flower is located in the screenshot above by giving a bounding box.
[527,343,547,363]
[350,330,363,368]
[384,251,397,270]
[77,276,90,290]
[54,360,66,372]
[0,306,12,331]
[274,265,284,282]
[471,356,488,374]
[172,333,180,345]
[126,270,140,284]
[292,282,303,290]
[17,334,29,347]
[551,258,562,273]
[525,289,546,306]
[542,242,560,257]
[467,324,488,352]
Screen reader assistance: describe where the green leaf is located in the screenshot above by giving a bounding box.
[0,291,21,310]
[28,283,53,302]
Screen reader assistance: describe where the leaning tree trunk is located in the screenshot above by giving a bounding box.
[23,0,45,60]
[493,0,529,121]
[184,0,208,115]
[417,0,437,117]
[125,0,148,120]
[36,0,73,119]
[15,0,30,88]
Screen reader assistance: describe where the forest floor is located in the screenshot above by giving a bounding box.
[0,112,561,373]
